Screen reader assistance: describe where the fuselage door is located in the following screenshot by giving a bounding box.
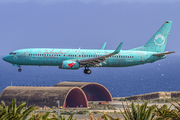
[22,50,28,60]
[19,50,28,65]
[139,53,144,64]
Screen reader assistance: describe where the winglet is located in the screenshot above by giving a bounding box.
[113,42,123,54]
[100,42,107,50]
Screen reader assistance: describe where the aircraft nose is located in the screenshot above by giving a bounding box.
[2,55,9,62]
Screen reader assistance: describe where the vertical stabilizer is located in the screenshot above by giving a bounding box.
[131,21,172,53]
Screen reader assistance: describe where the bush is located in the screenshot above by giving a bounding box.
[52,106,57,109]
[60,111,74,115]
[75,110,89,114]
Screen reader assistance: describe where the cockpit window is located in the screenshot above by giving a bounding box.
[9,52,16,55]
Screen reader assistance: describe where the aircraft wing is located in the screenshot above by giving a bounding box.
[78,42,123,67]
[153,51,176,56]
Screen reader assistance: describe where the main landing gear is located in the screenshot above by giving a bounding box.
[84,67,91,74]
[18,67,22,72]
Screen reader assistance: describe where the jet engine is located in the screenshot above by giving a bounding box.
[60,60,79,69]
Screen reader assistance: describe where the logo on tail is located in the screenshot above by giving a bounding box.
[154,34,165,46]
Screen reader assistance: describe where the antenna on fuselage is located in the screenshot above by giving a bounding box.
[79,47,81,49]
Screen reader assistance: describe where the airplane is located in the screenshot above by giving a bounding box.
[2,21,175,74]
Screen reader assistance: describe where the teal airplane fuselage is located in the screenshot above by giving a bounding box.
[2,21,175,74]
[4,48,165,67]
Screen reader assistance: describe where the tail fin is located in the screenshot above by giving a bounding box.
[131,21,172,53]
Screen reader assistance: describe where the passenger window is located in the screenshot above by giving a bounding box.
[132,56,134,58]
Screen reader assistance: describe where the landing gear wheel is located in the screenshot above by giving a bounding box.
[84,69,87,73]
[84,68,92,74]
[87,69,91,74]
[18,68,22,72]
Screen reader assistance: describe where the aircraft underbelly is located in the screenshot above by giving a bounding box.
[103,58,135,67]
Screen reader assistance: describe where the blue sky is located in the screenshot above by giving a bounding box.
[0,0,179,55]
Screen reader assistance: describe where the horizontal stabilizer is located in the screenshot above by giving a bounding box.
[153,51,176,56]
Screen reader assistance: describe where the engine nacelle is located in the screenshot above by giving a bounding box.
[61,60,79,69]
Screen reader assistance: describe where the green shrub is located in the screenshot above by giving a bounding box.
[60,111,74,115]
[75,110,89,114]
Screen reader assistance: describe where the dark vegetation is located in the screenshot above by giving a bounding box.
[1,98,180,120]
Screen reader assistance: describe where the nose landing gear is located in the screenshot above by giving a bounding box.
[84,67,91,74]
[18,67,22,72]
